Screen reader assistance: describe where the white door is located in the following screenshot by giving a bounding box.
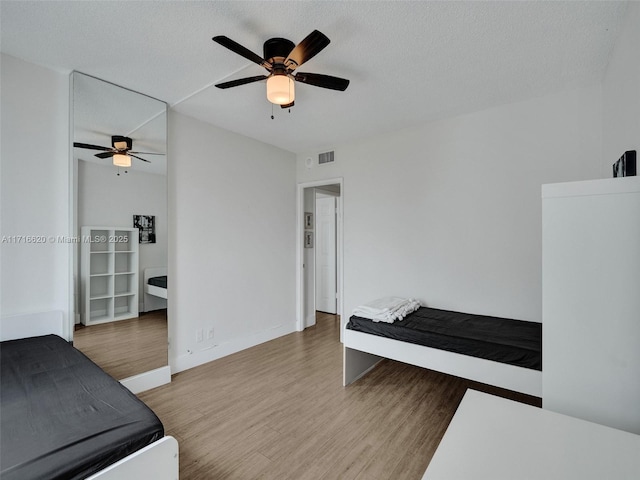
[315,195,337,314]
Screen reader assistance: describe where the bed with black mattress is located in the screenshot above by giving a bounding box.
[145,267,168,300]
[0,321,178,480]
[344,306,542,396]
[148,275,167,289]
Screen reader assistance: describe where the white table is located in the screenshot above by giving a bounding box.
[423,389,640,480]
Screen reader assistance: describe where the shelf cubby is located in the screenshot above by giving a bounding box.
[89,229,110,252]
[114,252,136,274]
[89,275,112,299]
[114,230,134,252]
[114,295,137,319]
[114,273,135,296]
[89,252,112,275]
[89,297,113,323]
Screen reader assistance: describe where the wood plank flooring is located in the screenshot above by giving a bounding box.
[139,313,540,480]
[74,309,168,379]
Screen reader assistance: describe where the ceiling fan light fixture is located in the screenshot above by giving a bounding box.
[113,154,132,168]
[266,74,295,105]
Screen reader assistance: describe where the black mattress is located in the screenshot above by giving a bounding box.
[0,335,164,480]
[148,275,167,289]
[347,307,542,370]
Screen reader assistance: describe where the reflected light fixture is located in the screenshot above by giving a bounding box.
[266,73,295,105]
[113,154,132,168]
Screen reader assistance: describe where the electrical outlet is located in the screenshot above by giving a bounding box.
[196,329,204,343]
[207,327,214,340]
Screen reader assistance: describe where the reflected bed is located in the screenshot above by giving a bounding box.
[144,267,167,300]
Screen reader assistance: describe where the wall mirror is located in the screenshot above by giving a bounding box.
[71,71,168,381]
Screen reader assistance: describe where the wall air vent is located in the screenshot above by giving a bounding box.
[318,151,335,165]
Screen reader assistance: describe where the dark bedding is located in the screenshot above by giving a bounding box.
[0,335,164,480]
[347,307,542,370]
[148,275,167,289]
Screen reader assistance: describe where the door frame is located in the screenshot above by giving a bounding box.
[296,178,344,332]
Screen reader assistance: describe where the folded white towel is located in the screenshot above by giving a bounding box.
[352,297,421,323]
[353,296,410,315]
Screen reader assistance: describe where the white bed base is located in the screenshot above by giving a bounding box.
[0,311,179,479]
[86,435,178,480]
[144,266,168,300]
[344,329,542,397]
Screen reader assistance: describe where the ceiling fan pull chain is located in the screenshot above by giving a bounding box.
[271,103,274,120]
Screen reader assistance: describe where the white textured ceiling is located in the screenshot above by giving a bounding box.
[0,1,629,154]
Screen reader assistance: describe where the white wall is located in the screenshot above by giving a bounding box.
[602,2,640,175]
[0,54,71,337]
[77,159,168,312]
[168,111,297,372]
[297,85,603,324]
[0,54,297,373]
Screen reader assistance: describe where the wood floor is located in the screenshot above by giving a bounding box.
[139,312,540,480]
[74,309,168,380]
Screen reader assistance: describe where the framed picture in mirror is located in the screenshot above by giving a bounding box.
[134,215,156,244]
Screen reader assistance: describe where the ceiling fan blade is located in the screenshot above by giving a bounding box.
[74,142,111,151]
[129,151,165,155]
[215,75,268,89]
[212,36,271,70]
[294,72,350,91]
[130,154,151,163]
[95,151,115,159]
[285,30,330,69]
[280,101,295,109]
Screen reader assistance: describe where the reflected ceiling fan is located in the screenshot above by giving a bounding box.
[73,135,164,168]
[212,30,349,108]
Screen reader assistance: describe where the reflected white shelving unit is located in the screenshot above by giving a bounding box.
[81,226,139,325]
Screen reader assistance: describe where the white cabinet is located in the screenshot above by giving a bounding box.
[542,177,640,434]
[81,226,139,325]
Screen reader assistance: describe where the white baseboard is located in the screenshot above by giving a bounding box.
[172,322,297,374]
[120,366,171,394]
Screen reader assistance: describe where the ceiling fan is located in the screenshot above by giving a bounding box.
[212,30,350,108]
[73,136,164,168]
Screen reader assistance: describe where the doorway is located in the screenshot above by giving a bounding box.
[315,192,338,315]
[297,179,343,336]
